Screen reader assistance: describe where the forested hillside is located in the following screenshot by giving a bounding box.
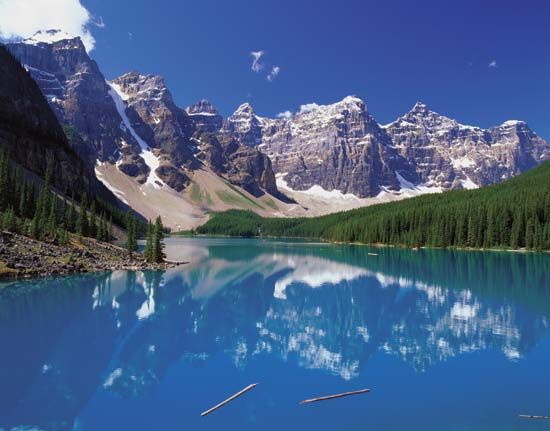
[197,161,550,251]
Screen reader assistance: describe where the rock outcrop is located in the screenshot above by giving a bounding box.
[110,72,198,191]
[7,31,148,177]
[383,102,550,189]
[222,97,550,197]
[186,99,223,134]
[195,133,286,200]
[0,45,113,201]
[223,97,419,197]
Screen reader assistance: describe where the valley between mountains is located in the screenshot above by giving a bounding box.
[5,30,550,229]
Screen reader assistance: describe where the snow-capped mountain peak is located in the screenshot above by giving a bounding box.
[22,29,79,45]
[500,119,527,128]
[234,102,255,115]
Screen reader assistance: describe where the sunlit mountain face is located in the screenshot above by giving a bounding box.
[1,238,549,430]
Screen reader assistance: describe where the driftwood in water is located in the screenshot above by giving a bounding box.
[300,388,371,404]
[201,383,257,417]
[519,414,550,420]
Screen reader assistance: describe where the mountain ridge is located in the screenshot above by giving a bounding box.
[6,30,550,228]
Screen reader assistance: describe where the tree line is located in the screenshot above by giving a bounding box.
[197,161,550,251]
[0,149,140,245]
[125,214,166,263]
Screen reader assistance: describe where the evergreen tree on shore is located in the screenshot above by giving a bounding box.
[76,192,88,238]
[198,161,550,251]
[144,220,154,262]
[125,213,137,259]
[152,216,166,263]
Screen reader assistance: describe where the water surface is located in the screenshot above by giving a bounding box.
[1,238,550,430]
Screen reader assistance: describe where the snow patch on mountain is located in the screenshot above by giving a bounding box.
[107,81,165,188]
[22,29,76,45]
[276,173,361,202]
[376,172,443,198]
[460,177,479,190]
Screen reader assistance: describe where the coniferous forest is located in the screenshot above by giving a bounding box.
[0,149,141,244]
[198,161,550,251]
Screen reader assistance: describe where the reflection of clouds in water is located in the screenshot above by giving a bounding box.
[89,239,549,388]
[273,257,369,299]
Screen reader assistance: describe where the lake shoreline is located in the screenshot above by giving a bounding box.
[0,230,185,281]
[177,233,548,254]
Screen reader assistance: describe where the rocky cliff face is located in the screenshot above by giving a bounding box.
[383,102,550,189]
[0,45,115,202]
[110,72,199,191]
[185,99,223,134]
[7,30,550,215]
[7,31,148,178]
[7,31,284,200]
[223,97,419,197]
[222,97,550,197]
[194,132,284,199]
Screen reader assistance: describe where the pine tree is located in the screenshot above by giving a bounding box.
[47,193,57,236]
[144,220,153,262]
[97,212,106,241]
[89,200,97,239]
[125,215,137,258]
[30,213,40,239]
[65,195,75,232]
[152,216,166,263]
[76,192,89,238]
[108,215,113,242]
[2,207,16,231]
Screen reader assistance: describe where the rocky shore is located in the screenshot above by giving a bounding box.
[0,231,183,280]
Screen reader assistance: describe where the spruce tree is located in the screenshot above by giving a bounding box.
[89,200,97,239]
[65,195,75,232]
[144,220,153,262]
[108,215,113,242]
[47,193,57,236]
[76,192,89,238]
[125,216,137,259]
[153,216,166,263]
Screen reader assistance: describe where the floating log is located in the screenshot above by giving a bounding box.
[300,388,371,404]
[201,383,257,417]
[519,414,550,420]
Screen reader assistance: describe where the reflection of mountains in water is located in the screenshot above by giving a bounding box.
[0,241,549,429]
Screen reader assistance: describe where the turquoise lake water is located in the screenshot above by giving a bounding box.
[1,237,550,430]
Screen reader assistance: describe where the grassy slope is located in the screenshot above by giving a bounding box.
[197,161,550,249]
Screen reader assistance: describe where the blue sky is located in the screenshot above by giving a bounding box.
[3,0,550,137]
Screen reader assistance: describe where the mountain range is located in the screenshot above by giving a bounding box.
[5,30,550,229]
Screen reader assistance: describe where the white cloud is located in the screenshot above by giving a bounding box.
[250,50,265,72]
[299,103,320,114]
[267,65,280,82]
[277,110,293,119]
[488,60,498,68]
[0,0,99,51]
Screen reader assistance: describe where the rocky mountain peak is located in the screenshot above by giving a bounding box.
[410,101,429,114]
[499,120,528,129]
[338,95,366,109]
[186,99,219,115]
[111,71,169,104]
[297,95,367,118]
[21,29,86,52]
[234,102,255,116]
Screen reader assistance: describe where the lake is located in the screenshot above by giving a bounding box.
[1,237,550,431]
